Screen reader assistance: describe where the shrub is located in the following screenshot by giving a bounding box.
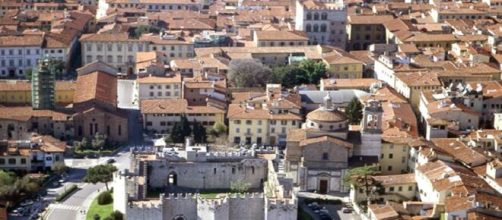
[109,211,124,220]
[55,184,78,202]
[97,191,113,205]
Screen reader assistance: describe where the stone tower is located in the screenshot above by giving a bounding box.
[356,99,383,157]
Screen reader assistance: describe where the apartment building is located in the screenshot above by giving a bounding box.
[140,99,225,135]
[228,84,302,146]
[0,80,75,105]
[106,0,203,12]
[81,32,194,74]
[295,0,347,48]
[253,30,308,47]
[183,76,227,106]
[0,35,43,78]
[322,50,364,79]
[0,135,66,172]
[347,15,393,50]
[136,74,182,101]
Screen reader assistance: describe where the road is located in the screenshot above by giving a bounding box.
[44,149,132,220]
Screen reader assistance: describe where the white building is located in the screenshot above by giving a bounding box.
[294,0,346,48]
[136,74,182,101]
[0,35,43,78]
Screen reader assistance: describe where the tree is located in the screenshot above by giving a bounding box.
[52,161,68,176]
[228,59,272,88]
[343,166,383,206]
[0,171,41,208]
[91,133,107,150]
[211,122,227,136]
[170,115,192,143]
[346,97,364,124]
[84,164,117,191]
[192,120,207,143]
[298,60,327,84]
[230,180,251,193]
[271,65,309,88]
[75,137,92,151]
[109,211,124,220]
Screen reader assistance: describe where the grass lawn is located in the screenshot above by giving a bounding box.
[199,192,220,199]
[86,192,113,220]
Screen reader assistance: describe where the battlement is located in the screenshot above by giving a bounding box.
[164,193,197,200]
[205,151,254,160]
[129,200,163,209]
[227,192,264,199]
[267,198,297,210]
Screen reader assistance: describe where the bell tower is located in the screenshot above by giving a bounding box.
[355,99,383,158]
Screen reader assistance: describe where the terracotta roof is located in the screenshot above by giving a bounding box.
[381,102,418,143]
[140,99,224,114]
[31,135,66,153]
[361,86,408,104]
[348,15,394,25]
[74,71,117,106]
[368,204,400,220]
[299,136,352,148]
[431,138,487,167]
[394,71,441,87]
[321,78,378,90]
[137,74,181,84]
[227,104,301,120]
[0,35,43,47]
[404,33,457,42]
[306,108,347,122]
[372,173,416,186]
[0,106,70,121]
[255,30,308,41]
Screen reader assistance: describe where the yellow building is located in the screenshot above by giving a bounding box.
[350,173,417,204]
[402,33,457,50]
[228,84,302,146]
[322,50,364,79]
[0,80,75,105]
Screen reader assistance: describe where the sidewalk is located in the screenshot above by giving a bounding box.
[77,186,108,220]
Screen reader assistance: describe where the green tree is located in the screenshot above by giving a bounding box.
[211,122,227,136]
[84,164,117,191]
[343,166,383,206]
[192,120,207,143]
[52,161,68,176]
[0,171,41,208]
[109,210,124,220]
[75,137,92,151]
[170,122,184,143]
[230,180,251,193]
[228,59,272,87]
[346,97,364,124]
[180,115,192,138]
[271,65,309,88]
[91,133,107,150]
[298,60,327,84]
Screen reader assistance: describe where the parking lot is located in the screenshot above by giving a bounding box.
[301,200,361,220]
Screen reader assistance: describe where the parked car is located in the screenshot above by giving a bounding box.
[342,207,353,213]
[106,158,116,164]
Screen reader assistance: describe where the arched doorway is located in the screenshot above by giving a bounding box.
[173,215,185,220]
[168,171,177,186]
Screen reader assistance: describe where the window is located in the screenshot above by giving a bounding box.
[281,120,287,125]
[117,55,123,63]
[257,128,262,133]
[320,24,327,32]
[214,168,217,174]
[232,167,235,174]
[322,152,329,160]
[321,12,328,20]
[0,158,4,164]
[21,158,26,164]
[271,128,275,133]
[306,12,312,20]
[107,44,113,51]
[389,186,394,192]
[408,186,413,191]
[128,44,133,51]
[8,158,16,164]
[313,13,319,20]
[306,24,312,32]
[234,120,241,124]
[389,154,393,159]
[387,166,392,171]
[107,55,113,63]
[246,120,252,125]
[398,186,402,191]
[313,24,319,32]
[97,44,103,51]
[236,128,240,133]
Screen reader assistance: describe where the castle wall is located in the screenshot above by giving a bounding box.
[265,198,297,220]
[197,198,230,220]
[163,194,197,220]
[148,159,267,190]
[228,194,264,220]
[112,172,128,215]
[127,200,163,220]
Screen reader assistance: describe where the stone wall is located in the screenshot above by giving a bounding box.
[163,194,197,220]
[148,158,267,189]
[126,199,163,220]
[265,198,297,220]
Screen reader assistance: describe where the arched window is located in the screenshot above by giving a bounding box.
[306,12,312,20]
[314,13,319,20]
[320,24,327,32]
[321,12,328,20]
[306,24,312,32]
[313,24,319,32]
